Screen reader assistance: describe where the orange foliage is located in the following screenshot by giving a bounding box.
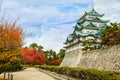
[0,20,23,72]
[0,20,23,51]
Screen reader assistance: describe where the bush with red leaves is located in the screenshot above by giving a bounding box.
[22,48,46,65]
[51,60,60,66]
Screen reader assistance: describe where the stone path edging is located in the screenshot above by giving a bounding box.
[38,68,77,80]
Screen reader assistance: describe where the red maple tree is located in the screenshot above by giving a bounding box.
[22,48,46,65]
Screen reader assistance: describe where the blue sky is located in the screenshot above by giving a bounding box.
[1,0,120,52]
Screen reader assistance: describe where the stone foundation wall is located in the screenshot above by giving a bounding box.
[60,49,82,67]
[60,45,120,71]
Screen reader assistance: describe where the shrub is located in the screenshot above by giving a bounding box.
[4,62,22,72]
[39,66,120,80]
[51,60,60,66]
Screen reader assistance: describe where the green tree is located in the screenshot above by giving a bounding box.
[30,43,38,49]
[37,45,43,52]
[57,49,65,64]
[29,43,44,52]
[45,50,56,60]
[44,50,57,65]
[81,39,98,51]
[57,49,65,58]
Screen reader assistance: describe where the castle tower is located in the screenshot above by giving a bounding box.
[60,8,109,67]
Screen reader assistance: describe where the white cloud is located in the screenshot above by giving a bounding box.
[38,23,74,52]
[3,0,119,52]
[26,0,93,5]
[23,37,38,47]
[23,20,75,52]
[2,0,20,8]
[94,0,120,22]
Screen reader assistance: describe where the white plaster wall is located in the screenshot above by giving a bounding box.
[85,15,101,19]
[60,43,83,67]
[66,43,83,52]
[82,21,89,26]
[92,22,100,26]
[60,48,83,67]
[85,15,94,19]
[82,29,97,34]
[85,36,95,40]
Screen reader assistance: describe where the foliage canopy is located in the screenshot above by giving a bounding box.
[101,23,120,46]
[0,20,23,72]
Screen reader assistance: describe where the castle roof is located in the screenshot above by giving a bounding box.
[79,17,109,24]
[65,8,109,44]
[82,22,99,30]
[78,8,104,21]
[86,8,104,16]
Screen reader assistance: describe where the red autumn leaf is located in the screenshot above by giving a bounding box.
[22,48,46,65]
[51,59,60,65]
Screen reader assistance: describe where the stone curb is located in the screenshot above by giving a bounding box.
[37,68,77,80]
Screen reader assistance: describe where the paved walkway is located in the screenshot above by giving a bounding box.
[0,68,55,80]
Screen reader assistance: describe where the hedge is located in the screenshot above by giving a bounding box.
[0,63,23,74]
[39,65,120,80]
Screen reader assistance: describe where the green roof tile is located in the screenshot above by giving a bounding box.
[86,8,104,16]
[66,34,74,42]
[85,17,109,23]
[78,8,104,21]
[74,30,100,38]
[83,22,99,30]
[74,24,82,29]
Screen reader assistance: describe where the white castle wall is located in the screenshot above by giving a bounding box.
[82,29,97,34]
[60,48,82,67]
[60,43,83,67]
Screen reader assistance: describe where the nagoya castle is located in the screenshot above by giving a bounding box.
[65,8,109,52]
[60,8,110,67]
